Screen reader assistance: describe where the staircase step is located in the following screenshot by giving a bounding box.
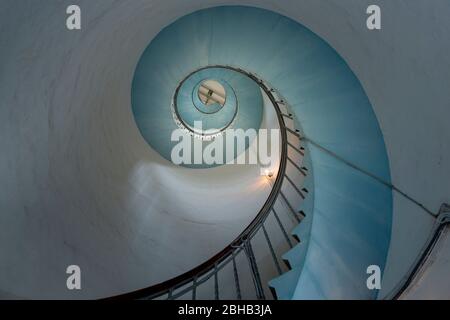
[268,267,302,300]
[282,241,309,270]
[292,211,313,241]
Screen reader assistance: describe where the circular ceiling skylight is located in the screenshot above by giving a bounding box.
[197,80,226,107]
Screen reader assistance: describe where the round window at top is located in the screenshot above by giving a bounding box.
[197,80,226,107]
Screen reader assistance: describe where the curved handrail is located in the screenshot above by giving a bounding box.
[384,204,450,300]
[171,68,239,141]
[108,65,291,300]
[108,65,447,300]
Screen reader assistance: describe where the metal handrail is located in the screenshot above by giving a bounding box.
[107,65,448,300]
[384,203,450,300]
[108,65,305,300]
[171,67,239,141]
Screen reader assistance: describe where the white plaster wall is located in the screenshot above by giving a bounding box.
[1,0,449,298]
[0,0,279,299]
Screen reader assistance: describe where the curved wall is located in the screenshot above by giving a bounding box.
[0,1,277,299]
[1,0,449,299]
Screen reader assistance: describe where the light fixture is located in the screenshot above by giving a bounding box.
[265,169,274,178]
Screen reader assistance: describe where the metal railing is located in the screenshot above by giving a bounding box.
[110,65,308,300]
[106,64,447,300]
[385,203,450,299]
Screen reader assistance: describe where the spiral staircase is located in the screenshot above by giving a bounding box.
[110,6,394,300]
[1,2,449,300]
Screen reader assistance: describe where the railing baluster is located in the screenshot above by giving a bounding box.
[232,252,242,300]
[286,127,300,138]
[287,141,304,155]
[192,277,197,300]
[214,263,219,300]
[287,156,307,176]
[262,224,282,275]
[167,288,174,300]
[244,239,266,300]
[272,208,293,248]
[285,174,305,199]
[280,191,301,222]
